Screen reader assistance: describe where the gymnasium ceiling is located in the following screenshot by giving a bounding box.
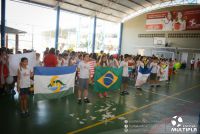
[17,0,175,22]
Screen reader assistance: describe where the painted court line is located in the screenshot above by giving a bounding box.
[143,90,193,103]
[128,85,194,103]
[67,83,200,134]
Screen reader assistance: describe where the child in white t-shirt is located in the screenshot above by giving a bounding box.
[120,54,130,96]
[156,62,162,87]
[77,54,90,104]
[17,57,33,117]
[62,53,69,66]
[36,53,42,66]
[57,54,64,66]
[190,58,195,70]
[149,58,158,87]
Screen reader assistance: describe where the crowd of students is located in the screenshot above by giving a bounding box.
[1,47,200,117]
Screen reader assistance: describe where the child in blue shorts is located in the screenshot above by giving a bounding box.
[17,57,33,117]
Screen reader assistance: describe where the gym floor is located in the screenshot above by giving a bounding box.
[0,70,200,134]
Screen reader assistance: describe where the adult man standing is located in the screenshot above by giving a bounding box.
[43,48,58,67]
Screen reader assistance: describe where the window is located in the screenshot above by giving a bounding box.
[59,11,93,53]
[6,0,56,54]
[95,19,120,54]
[5,0,120,54]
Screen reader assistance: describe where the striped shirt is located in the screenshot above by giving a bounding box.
[88,60,96,78]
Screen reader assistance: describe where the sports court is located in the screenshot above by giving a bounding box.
[1,70,200,134]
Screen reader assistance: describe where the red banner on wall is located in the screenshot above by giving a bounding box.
[146,8,200,31]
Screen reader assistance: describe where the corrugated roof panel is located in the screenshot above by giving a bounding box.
[18,0,177,23]
[32,0,56,6]
[96,13,121,22]
[64,0,127,18]
[118,0,143,10]
[133,0,152,7]
[60,2,93,16]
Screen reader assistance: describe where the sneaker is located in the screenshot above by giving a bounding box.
[77,99,82,104]
[25,111,30,117]
[99,93,103,98]
[20,111,26,117]
[84,98,90,103]
[103,92,109,98]
[166,81,170,84]
[123,91,129,95]
[136,87,142,90]
[156,85,161,87]
[120,91,125,96]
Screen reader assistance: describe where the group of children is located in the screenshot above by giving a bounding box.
[0,47,179,117]
[71,53,175,104]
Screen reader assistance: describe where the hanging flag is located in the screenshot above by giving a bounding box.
[159,65,169,81]
[88,60,96,78]
[94,67,123,92]
[8,52,36,76]
[135,66,152,87]
[34,66,76,101]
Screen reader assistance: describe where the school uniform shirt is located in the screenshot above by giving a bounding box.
[19,67,31,88]
[150,62,158,74]
[78,61,90,79]
[63,59,69,66]
[36,59,41,66]
[109,60,115,68]
[136,60,144,68]
[103,63,107,67]
[190,60,195,65]
[57,58,64,66]
[109,59,119,68]
[120,61,129,77]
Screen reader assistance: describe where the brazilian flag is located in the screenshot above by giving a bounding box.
[94,67,123,92]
